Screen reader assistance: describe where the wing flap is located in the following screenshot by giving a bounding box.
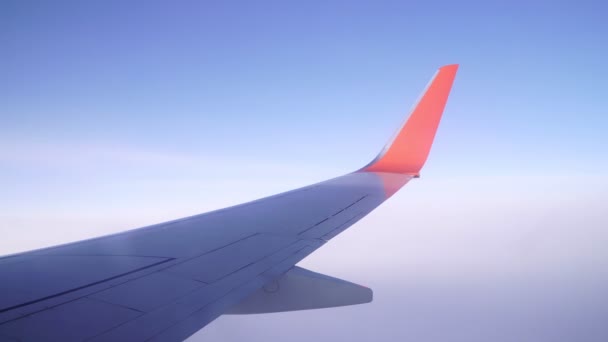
[0,255,169,313]
[0,298,141,342]
[88,241,320,342]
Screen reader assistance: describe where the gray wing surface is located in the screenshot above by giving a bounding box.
[0,65,458,342]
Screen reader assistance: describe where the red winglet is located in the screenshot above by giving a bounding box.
[361,64,458,175]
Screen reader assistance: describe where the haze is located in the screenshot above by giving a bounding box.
[1,1,607,341]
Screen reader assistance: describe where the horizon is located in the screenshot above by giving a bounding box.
[2,1,607,341]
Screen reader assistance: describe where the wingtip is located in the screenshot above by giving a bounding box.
[440,64,459,70]
[360,64,458,175]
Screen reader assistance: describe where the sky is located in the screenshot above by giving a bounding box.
[1,1,608,341]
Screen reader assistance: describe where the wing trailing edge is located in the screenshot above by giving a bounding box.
[360,64,459,176]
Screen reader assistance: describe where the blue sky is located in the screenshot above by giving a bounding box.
[1,1,607,341]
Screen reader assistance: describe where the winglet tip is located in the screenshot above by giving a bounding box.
[440,63,459,70]
[360,64,458,175]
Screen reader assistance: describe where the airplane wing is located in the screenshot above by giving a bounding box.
[0,64,458,342]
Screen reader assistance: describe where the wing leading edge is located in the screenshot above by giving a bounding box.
[0,65,458,342]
